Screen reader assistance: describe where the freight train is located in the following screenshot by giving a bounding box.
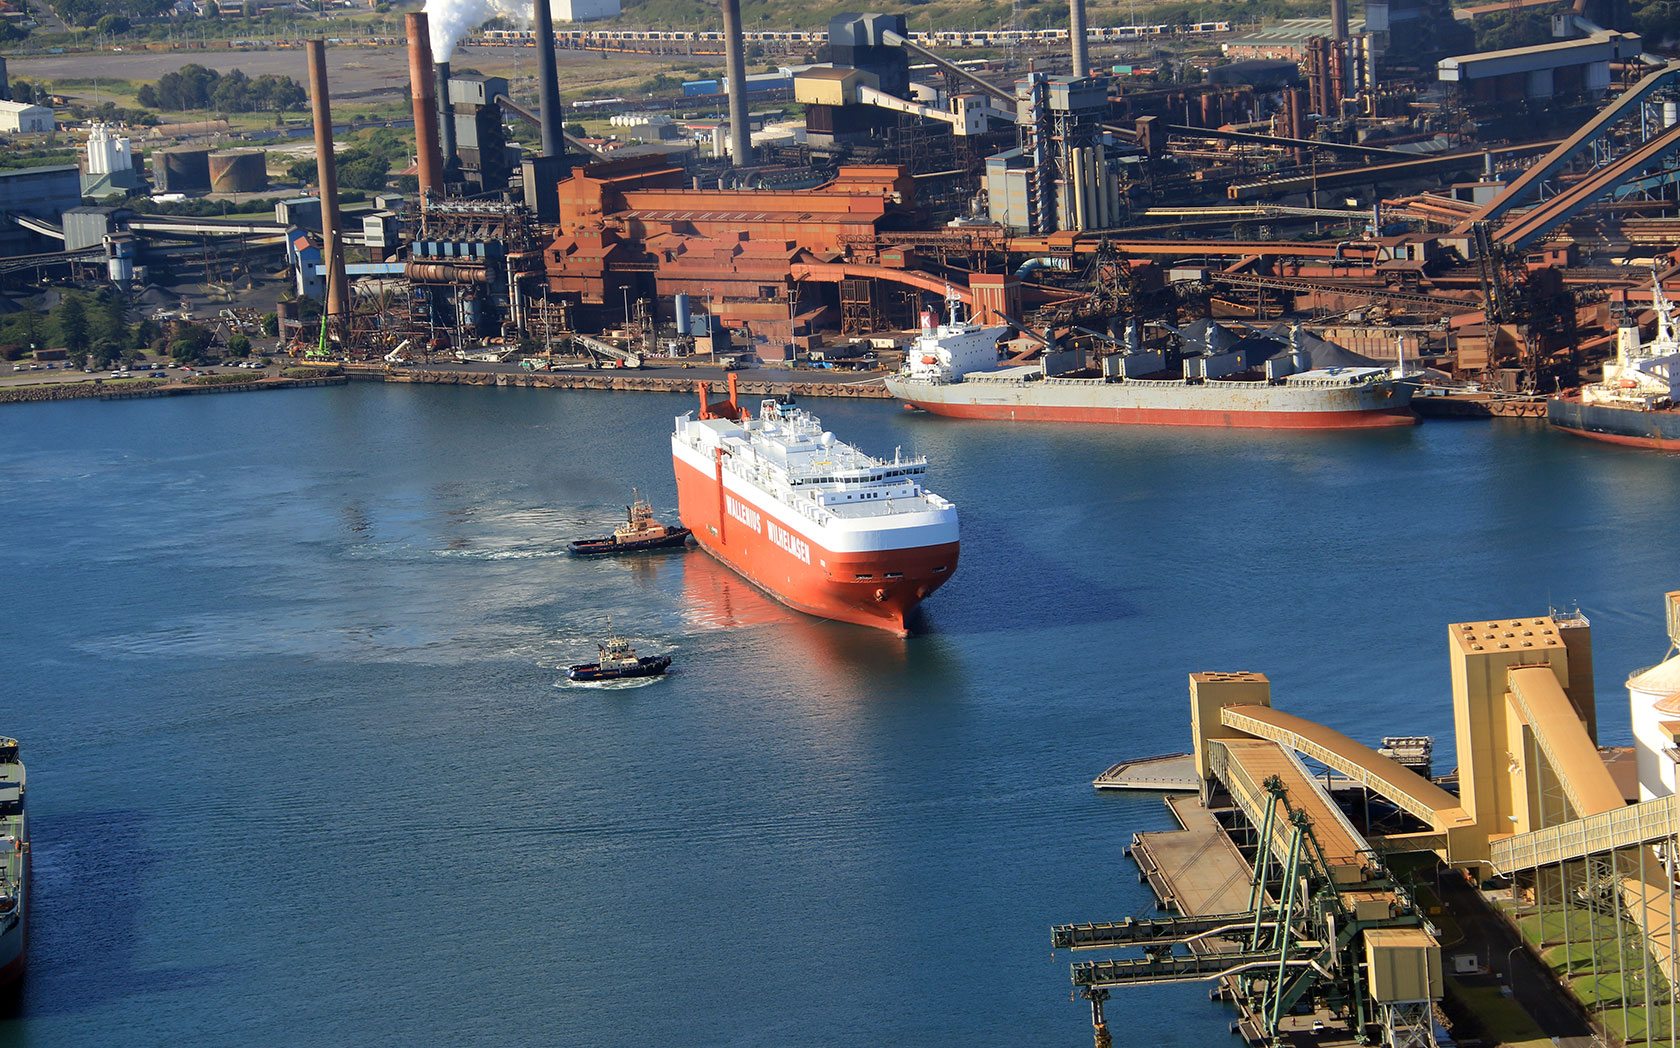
[475,23,1231,51]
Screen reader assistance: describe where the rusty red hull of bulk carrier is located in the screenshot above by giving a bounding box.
[672,456,958,633]
[900,401,1418,429]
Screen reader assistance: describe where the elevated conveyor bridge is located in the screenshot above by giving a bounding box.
[1462,61,1680,228]
[1218,705,1479,855]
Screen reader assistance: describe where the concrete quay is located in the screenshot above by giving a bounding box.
[356,364,897,400]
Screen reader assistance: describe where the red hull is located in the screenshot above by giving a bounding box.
[908,400,1418,429]
[672,455,958,633]
[1551,423,1680,452]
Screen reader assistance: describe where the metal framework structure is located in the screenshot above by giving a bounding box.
[1055,769,1438,1048]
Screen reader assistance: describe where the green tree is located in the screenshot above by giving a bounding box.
[132,317,159,350]
[90,338,121,369]
[226,333,251,357]
[260,312,279,337]
[93,290,128,348]
[168,321,215,363]
[95,13,129,34]
[57,295,89,354]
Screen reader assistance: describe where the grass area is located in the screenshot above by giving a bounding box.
[1504,898,1678,1044]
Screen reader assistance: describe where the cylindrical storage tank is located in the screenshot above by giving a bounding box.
[674,293,692,335]
[1628,656,1680,801]
[155,147,212,193]
[1665,101,1678,128]
[208,150,269,194]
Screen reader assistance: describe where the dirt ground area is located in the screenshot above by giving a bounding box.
[8,43,703,100]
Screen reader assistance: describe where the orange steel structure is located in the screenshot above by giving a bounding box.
[545,158,921,332]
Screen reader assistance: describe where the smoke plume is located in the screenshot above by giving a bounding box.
[426,0,557,61]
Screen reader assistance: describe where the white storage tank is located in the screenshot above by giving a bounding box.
[1628,653,1680,801]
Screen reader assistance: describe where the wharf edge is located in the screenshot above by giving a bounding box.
[362,366,896,400]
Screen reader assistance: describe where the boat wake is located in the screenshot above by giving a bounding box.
[556,674,668,691]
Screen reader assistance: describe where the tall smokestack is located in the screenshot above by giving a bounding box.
[532,0,564,157]
[1330,0,1349,42]
[306,39,349,327]
[437,60,460,179]
[1069,0,1089,78]
[406,12,444,201]
[720,0,751,166]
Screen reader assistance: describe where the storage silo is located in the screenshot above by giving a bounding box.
[208,149,268,194]
[152,147,212,193]
[1628,655,1680,802]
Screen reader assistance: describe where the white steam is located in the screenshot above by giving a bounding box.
[426,0,553,62]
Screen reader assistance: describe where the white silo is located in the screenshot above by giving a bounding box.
[1628,654,1680,801]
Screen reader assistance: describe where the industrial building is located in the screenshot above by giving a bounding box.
[0,99,53,134]
[986,74,1112,234]
[1438,31,1642,100]
[80,122,139,199]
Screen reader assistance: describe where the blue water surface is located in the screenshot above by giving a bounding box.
[2,384,1676,1046]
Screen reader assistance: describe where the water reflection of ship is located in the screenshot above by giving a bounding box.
[679,551,937,688]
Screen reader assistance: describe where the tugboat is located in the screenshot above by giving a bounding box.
[566,621,673,682]
[568,490,692,555]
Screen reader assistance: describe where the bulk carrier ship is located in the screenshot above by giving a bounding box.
[0,738,26,985]
[1549,273,1680,450]
[671,377,958,633]
[885,297,1416,429]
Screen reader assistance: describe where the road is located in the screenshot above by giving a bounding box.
[1438,872,1598,1048]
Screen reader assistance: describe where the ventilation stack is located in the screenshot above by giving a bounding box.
[720,0,751,166]
[532,0,564,157]
[306,39,349,328]
[1069,0,1090,78]
[437,60,461,183]
[1329,0,1351,100]
[405,12,444,201]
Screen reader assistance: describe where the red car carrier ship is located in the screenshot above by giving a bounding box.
[671,377,958,633]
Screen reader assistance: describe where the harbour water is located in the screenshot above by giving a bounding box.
[3,384,1679,1046]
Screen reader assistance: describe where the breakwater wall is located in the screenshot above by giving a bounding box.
[361,366,895,400]
[0,376,349,406]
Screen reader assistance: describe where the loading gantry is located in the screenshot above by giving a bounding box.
[1054,773,1443,1048]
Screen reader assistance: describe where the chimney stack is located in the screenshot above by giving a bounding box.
[1069,0,1090,78]
[532,0,564,157]
[306,39,349,327]
[436,60,460,180]
[720,0,751,166]
[405,13,444,201]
